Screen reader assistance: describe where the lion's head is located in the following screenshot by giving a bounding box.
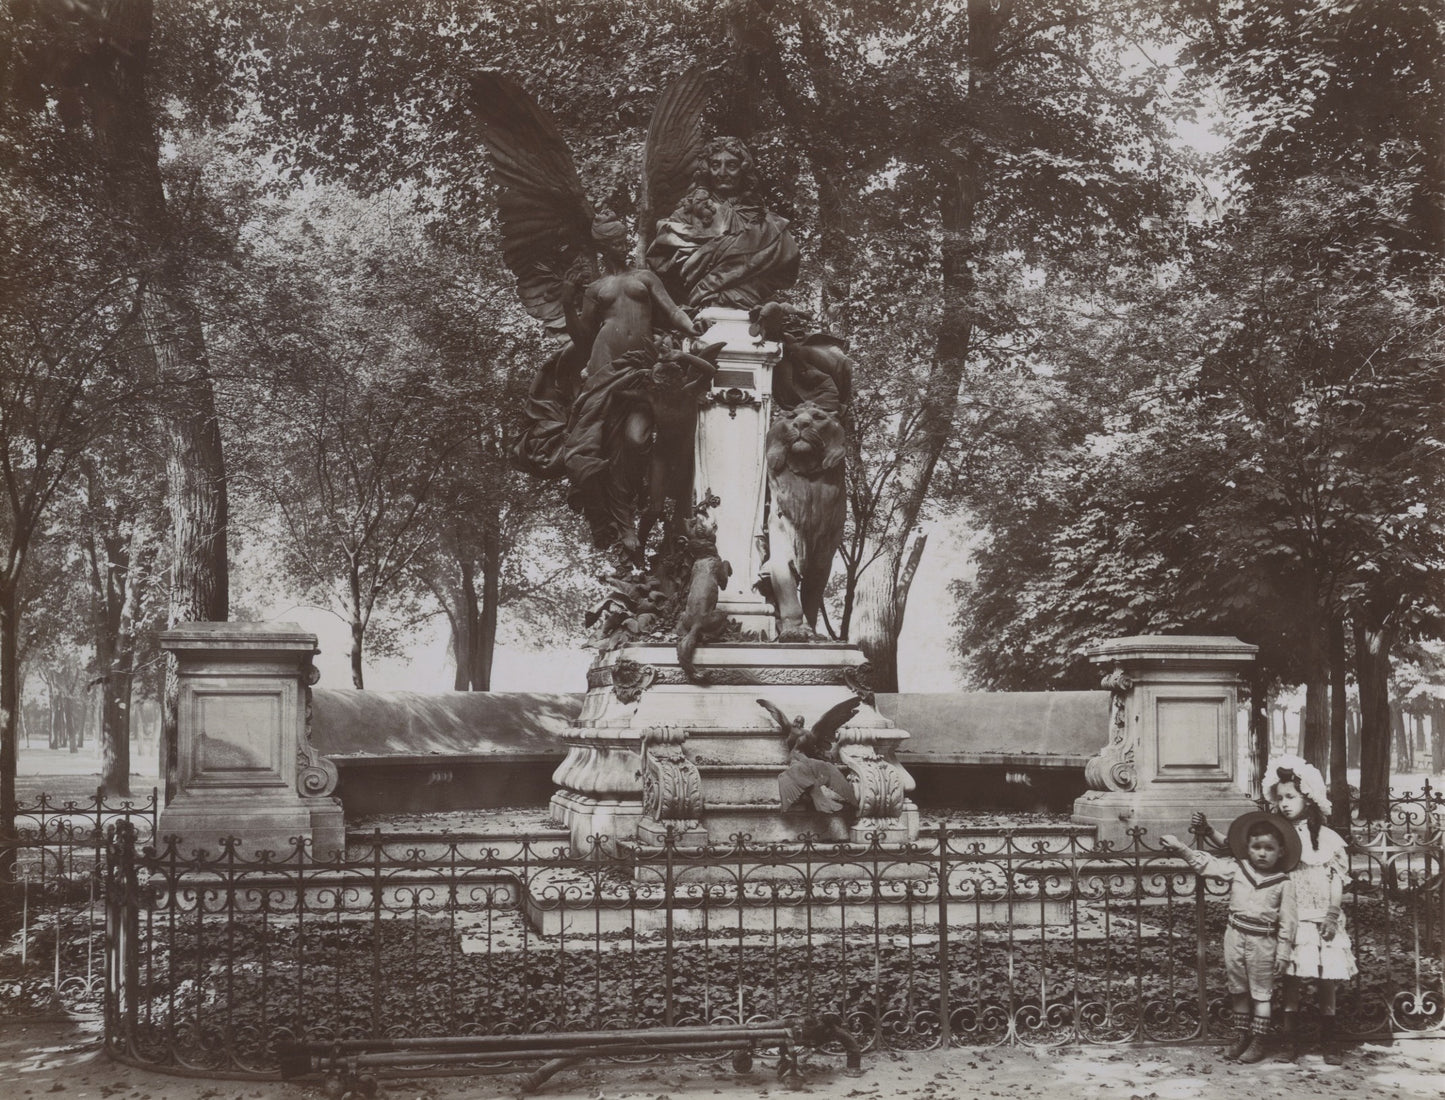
[766,401,846,480]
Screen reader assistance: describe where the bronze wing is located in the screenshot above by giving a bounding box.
[808,696,862,757]
[466,70,597,331]
[756,697,797,739]
[640,64,712,251]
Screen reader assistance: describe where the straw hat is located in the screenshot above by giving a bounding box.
[1227,810,1302,874]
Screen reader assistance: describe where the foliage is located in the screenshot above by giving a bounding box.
[952,0,1445,710]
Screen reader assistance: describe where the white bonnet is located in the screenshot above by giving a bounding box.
[1263,753,1331,816]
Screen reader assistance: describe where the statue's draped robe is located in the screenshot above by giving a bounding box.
[647,188,800,309]
[561,354,652,547]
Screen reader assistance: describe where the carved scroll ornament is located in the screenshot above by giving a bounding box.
[1083,665,1137,792]
[296,660,338,798]
[639,726,703,823]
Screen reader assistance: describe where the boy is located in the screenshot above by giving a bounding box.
[1161,811,1300,1063]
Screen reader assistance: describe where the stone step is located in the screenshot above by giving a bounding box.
[520,869,1074,938]
[638,801,920,847]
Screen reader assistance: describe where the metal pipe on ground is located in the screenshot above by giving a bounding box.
[277,1017,861,1093]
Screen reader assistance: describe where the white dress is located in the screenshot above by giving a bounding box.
[1286,821,1359,981]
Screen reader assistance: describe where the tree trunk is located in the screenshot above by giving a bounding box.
[1327,616,1350,828]
[350,619,365,690]
[1391,702,1410,774]
[1300,620,1329,772]
[1432,700,1444,775]
[1352,619,1392,819]
[1247,667,1268,800]
[0,581,18,879]
[81,0,229,801]
[473,528,501,693]
[450,557,474,692]
[347,560,365,689]
[100,536,150,798]
[853,531,927,693]
[1346,699,1360,768]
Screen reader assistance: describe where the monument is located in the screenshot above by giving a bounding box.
[156,622,344,858]
[1072,635,1260,847]
[467,68,917,855]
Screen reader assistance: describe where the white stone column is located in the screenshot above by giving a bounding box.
[691,307,778,636]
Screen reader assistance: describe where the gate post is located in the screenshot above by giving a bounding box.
[104,819,139,1055]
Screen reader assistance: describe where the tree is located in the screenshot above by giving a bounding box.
[0,63,138,854]
[74,444,164,796]
[1186,0,1445,814]
[221,183,483,687]
[7,0,233,804]
[720,0,1195,688]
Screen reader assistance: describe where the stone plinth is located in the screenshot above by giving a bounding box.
[157,622,344,859]
[692,307,778,636]
[549,642,919,855]
[1072,635,1259,848]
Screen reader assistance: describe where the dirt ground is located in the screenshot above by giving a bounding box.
[2,1015,1441,1100]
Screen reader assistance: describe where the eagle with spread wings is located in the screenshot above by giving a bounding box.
[757,696,861,814]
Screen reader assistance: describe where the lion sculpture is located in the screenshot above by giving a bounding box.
[762,401,847,640]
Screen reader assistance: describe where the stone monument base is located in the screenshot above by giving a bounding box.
[1073,787,1259,850]
[157,622,345,863]
[550,641,918,855]
[158,794,345,860]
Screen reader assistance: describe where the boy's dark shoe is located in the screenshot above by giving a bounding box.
[1321,1015,1343,1065]
[1235,1018,1272,1064]
[1223,1011,1252,1060]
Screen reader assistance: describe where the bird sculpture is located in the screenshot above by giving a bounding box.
[756,696,861,814]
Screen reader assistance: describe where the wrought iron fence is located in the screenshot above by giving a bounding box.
[100,785,1443,1077]
[0,788,158,1013]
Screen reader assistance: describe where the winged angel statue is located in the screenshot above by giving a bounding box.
[467,69,799,561]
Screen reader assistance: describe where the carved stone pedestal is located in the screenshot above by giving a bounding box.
[692,306,778,636]
[549,641,918,856]
[1072,635,1260,849]
[157,623,344,859]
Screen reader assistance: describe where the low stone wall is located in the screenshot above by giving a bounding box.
[311,688,1110,817]
[881,691,1106,812]
[311,690,579,816]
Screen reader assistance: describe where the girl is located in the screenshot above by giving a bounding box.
[1266,755,1358,1063]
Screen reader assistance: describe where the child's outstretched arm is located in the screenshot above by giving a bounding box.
[1161,834,1226,878]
